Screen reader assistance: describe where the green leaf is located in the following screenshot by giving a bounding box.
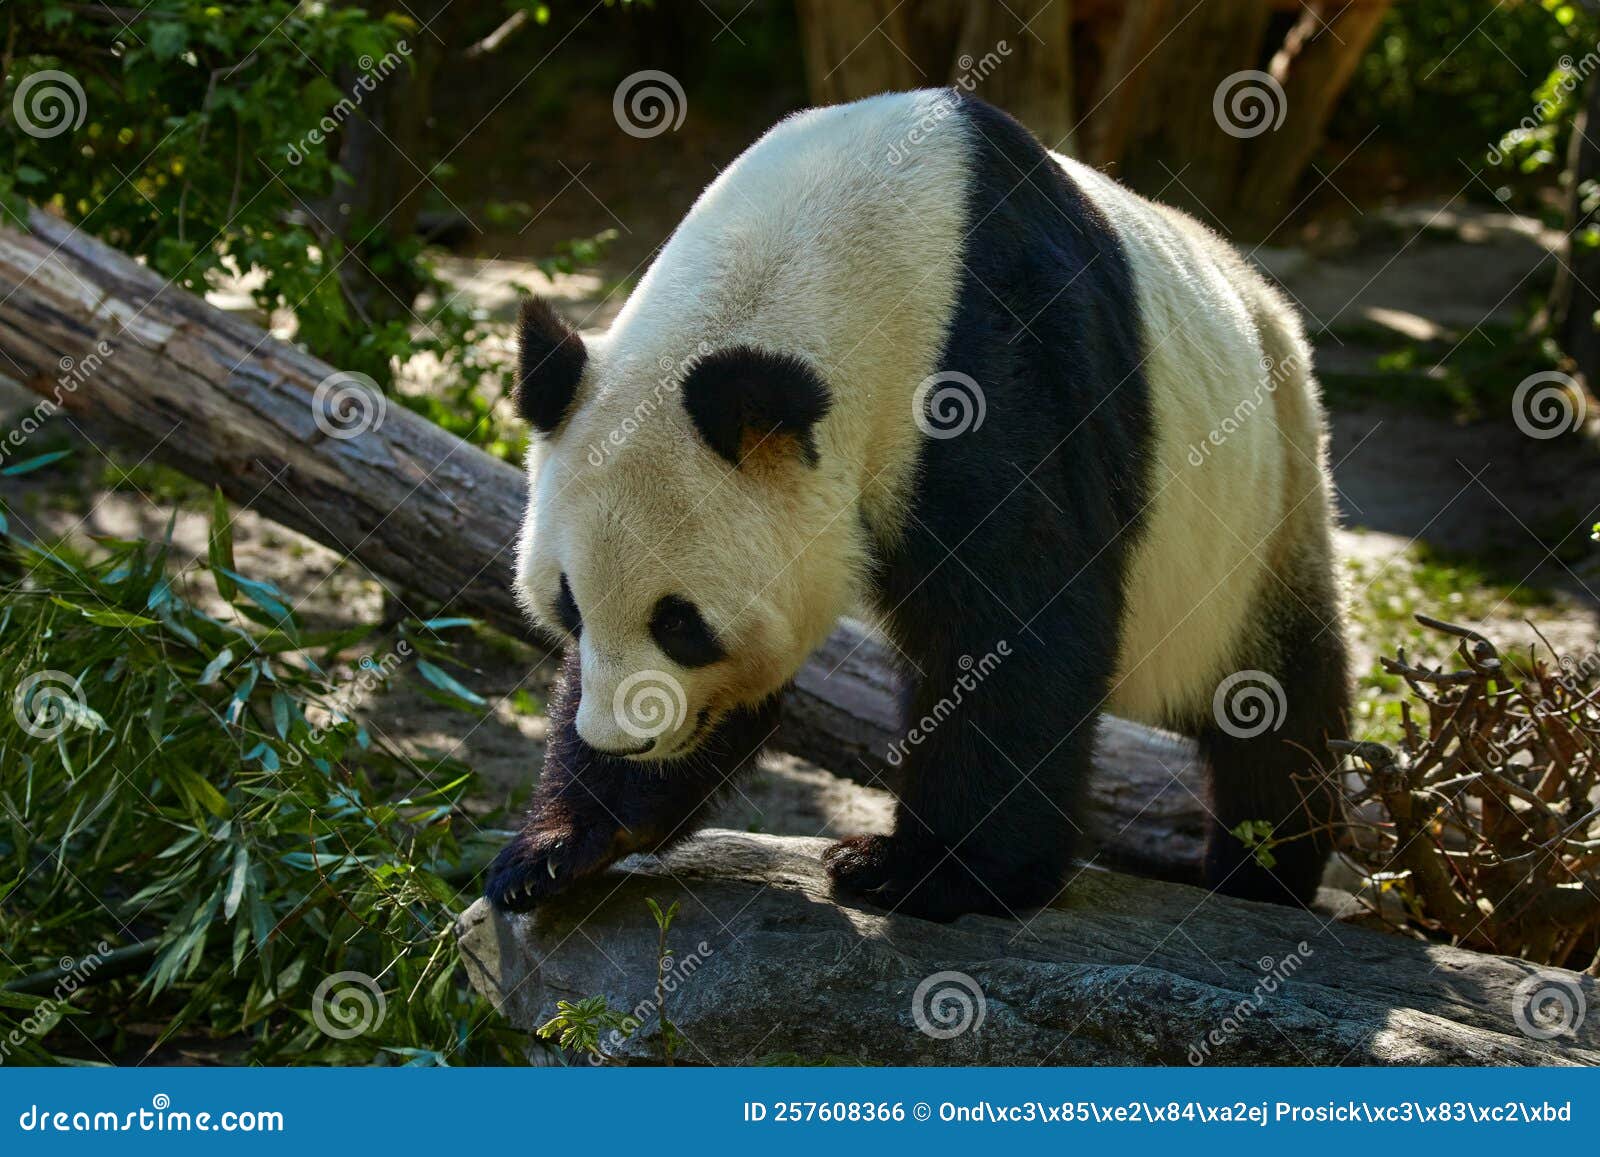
[415,659,485,706]
[271,690,292,739]
[47,598,157,629]
[218,569,291,622]
[199,647,234,686]
[209,489,236,602]
[224,845,250,920]
[169,763,229,819]
[0,449,70,476]
[148,21,189,61]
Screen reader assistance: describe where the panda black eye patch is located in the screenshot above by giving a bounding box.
[552,572,582,636]
[649,595,725,668]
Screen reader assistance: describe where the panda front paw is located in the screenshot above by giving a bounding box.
[823,834,1053,923]
[484,820,620,913]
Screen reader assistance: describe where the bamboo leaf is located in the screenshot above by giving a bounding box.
[209,489,237,602]
[415,660,485,706]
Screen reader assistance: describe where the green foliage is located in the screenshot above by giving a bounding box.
[646,896,683,1064]
[534,896,684,1065]
[1229,820,1278,870]
[1316,319,1562,422]
[1340,0,1600,190]
[0,493,519,1064]
[536,995,631,1062]
[1344,544,1563,747]
[3,1,521,457]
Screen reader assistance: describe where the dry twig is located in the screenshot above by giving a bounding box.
[1333,616,1600,973]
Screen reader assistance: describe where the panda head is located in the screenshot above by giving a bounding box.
[511,297,856,761]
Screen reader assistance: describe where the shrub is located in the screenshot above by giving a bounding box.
[1335,615,1599,972]
[0,491,519,1063]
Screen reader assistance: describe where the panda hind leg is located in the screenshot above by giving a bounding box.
[1198,583,1349,906]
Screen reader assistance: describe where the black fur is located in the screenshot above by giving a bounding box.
[1198,581,1348,903]
[680,345,831,467]
[485,649,781,912]
[488,94,1346,922]
[826,95,1156,922]
[649,594,726,669]
[826,96,1347,920]
[553,572,581,636]
[514,297,586,433]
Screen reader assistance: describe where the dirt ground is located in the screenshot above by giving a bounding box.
[5,194,1597,861]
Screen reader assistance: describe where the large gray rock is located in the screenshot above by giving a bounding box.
[456,830,1599,1066]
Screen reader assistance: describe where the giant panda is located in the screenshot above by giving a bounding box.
[485,89,1348,922]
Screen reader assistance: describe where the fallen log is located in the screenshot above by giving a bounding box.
[0,208,1205,875]
[457,830,1600,1066]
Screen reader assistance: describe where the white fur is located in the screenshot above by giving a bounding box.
[517,91,970,756]
[516,90,1332,751]
[1058,156,1327,727]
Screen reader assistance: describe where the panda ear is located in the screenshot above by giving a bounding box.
[679,346,831,469]
[513,297,587,434]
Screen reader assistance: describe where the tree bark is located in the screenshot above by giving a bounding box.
[953,0,1076,152]
[0,207,1205,878]
[1077,0,1173,169]
[1117,0,1274,218]
[1232,0,1394,233]
[794,0,926,106]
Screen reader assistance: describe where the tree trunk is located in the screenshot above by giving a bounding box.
[794,0,925,106]
[953,0,1076,152]
[791,0,1379,232]
[0,207,1207,878]
[1232,0,1394,234]
[1117,0,1274,218]
[1077,0,1173,169]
